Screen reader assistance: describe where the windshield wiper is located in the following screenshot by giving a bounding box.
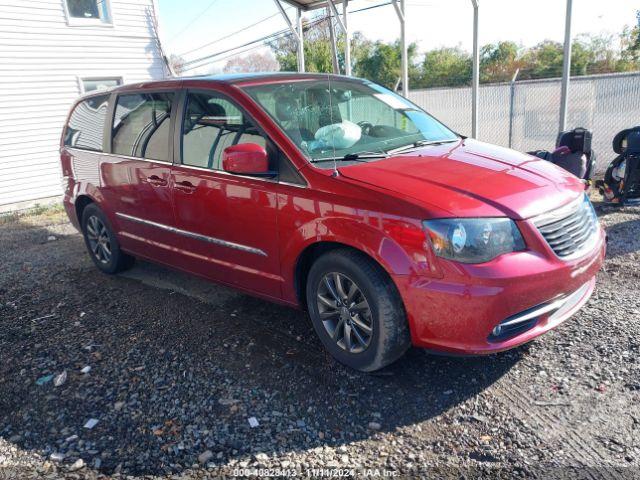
[311,151,390,163]
[387,139,459,155]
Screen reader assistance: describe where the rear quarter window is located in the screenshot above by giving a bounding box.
[112,92,174,162]
[64,94,110,152]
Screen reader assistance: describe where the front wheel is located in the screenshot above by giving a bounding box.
[306,249,411,372]
[81,204,134,274]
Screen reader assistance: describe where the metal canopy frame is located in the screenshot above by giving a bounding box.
[274,0,481,137]
[559,0,573,134]
[280,0,344,11]
[272,0,574,140]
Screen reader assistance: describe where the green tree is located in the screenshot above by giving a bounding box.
[520,40,564,79]
[480,41,521,82]
[354,40,419,90]
[570,36,594,76]
[270,16,335,73]
[570,34,618,75]
[619,10,640,69]
[269,10,638,89]
[416,47,471,88]
[270,15,356,74]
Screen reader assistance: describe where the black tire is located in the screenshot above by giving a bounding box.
[306,249,411,372]
[81,204,134,274]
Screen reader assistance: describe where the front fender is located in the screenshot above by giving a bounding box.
[280,214,441,304]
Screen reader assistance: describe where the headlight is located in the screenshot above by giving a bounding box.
[423,218,525,263]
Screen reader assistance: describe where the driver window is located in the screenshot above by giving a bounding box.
[182,92,266,170]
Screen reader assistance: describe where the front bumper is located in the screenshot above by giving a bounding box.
[395,223,606,355]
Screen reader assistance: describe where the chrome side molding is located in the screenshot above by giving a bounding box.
[115,212,267,257]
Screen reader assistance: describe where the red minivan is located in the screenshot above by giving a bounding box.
[60,73,605,371]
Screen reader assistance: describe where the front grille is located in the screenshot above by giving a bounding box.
[534,195,599,259]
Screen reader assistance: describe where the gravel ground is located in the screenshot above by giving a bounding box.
[0,198,638,479]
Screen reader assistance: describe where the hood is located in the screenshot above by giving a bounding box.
[337,139,585,220]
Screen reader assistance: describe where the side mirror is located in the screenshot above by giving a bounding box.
[222,143,276,177]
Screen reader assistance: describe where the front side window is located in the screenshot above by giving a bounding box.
[64,94,110,152]
[112,92,174,162]
[242,79,458,167]
[66,0,111,24]
[181,92,266,170]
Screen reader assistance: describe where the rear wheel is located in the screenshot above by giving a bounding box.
[306,249,410,372]
[81,204,134,274]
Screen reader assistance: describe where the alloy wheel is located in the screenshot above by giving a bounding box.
[86,215,112,265]
[316,272,373,354]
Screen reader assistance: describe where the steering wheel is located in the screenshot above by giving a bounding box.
[358,121,373,136]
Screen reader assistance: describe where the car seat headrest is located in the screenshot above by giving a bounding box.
[613,126,640,155]
[556,127,591,153]
[275,97,297,122]
[626,130,640,155]
[207,102,227,120]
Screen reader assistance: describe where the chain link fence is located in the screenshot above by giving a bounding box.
[409,71,640,175]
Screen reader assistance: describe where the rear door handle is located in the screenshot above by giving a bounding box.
[147,175,167,187]
[174,180,197,194]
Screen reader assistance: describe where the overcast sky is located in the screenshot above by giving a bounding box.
[157,0,638,74]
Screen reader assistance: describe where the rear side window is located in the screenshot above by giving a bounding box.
[112,92,174,162]
[64,94,110,152]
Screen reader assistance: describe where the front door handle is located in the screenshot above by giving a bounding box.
[174,180,197,194]
[147,175,167,187]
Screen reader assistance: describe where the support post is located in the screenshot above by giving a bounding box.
[296,8,305,72]
[326,0,351,76]
[273,0,305,72]
[508,68,519,149]
[343,0,351,76]
[559,0,573,134]
[471,0,479,139]
[327,6,339,74]
[392,0,408,96]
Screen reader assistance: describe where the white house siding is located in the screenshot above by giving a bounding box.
[0,0,168,212]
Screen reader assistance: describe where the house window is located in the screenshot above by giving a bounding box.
[82,77,122,93]
[65,0,112,25]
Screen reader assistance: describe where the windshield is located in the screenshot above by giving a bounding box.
[242,78,459,166]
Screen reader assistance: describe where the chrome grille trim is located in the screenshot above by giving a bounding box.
[487,281,592,343]
[534,194,599,260]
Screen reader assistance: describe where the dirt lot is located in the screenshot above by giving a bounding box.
[0,199,638,479]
